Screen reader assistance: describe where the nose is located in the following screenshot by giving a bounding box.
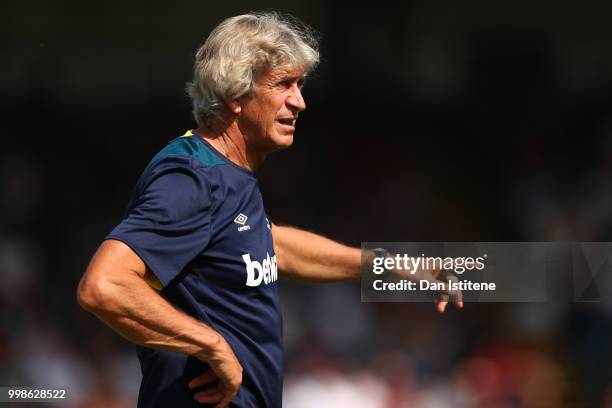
[286,84,306,112]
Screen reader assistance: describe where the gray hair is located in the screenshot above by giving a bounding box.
[186,12,320,127]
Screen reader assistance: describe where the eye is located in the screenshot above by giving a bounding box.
[272,81,286,91]
[275,77,305,90]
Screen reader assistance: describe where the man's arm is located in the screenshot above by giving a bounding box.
[272,224,462,312]
[77,239,242,407]
[272,224,361,282]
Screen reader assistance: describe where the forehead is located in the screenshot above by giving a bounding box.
[256,66,305,84]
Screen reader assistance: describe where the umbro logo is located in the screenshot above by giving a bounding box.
[234,213,248,225]
[234,213,251,232]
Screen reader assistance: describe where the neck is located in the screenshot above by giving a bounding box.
[193,120,266,171]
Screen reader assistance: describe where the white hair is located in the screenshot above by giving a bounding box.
[186,12,320,127]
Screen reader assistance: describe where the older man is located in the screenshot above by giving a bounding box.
[77,12,461,408]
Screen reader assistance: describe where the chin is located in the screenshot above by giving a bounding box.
[270,134,294,151]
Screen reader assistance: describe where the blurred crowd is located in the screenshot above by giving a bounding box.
[5,2,612,407]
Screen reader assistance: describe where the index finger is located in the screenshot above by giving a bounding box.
[447,273,464,309]
[189,369,219,389]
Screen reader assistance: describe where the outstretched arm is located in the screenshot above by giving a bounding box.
[272,224,462,312]
[77,239,242,407]
[272,224,361,282]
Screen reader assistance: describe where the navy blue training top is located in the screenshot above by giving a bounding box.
[106,132,282,407]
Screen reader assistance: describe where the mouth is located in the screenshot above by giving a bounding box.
[276,118,296,130]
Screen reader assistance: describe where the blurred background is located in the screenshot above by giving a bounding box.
[3,0,612,406]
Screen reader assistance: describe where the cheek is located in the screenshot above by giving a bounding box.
[244,107,267,130]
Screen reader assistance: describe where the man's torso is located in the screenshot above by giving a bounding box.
[107,133,283,407]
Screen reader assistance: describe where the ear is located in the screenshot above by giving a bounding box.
[225,97,242,114]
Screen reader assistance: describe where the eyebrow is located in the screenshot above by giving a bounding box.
[278,74,306,84]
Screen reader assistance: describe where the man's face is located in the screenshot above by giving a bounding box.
[237,67,306,152]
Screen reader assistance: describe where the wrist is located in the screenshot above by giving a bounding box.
[192,327,224,361]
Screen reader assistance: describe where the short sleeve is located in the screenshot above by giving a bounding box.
[106,159,212,287]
